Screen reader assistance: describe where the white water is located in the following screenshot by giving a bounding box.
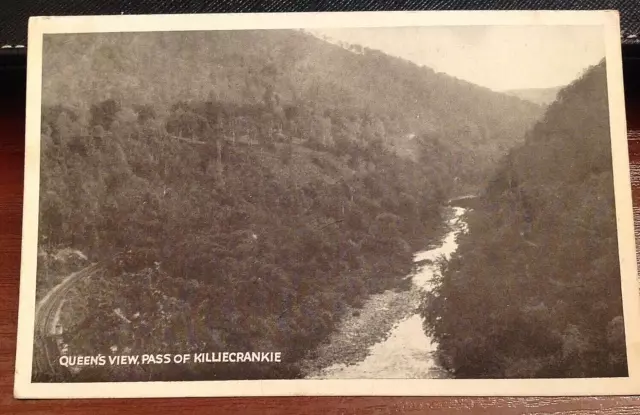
[315,207,467,379]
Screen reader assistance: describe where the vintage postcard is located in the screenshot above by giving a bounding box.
[14,10,640,398]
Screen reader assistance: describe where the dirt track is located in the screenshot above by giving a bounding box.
[33,262,103,378]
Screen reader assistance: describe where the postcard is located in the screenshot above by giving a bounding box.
[14,10,640,398]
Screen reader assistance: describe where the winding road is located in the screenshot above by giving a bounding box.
[33,261,105,378]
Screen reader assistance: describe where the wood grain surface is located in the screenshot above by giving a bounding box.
[3,71,640,415]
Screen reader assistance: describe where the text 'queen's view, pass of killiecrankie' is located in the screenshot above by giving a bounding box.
[14,11,640,398]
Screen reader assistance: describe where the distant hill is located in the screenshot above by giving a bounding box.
[503,86,563,106]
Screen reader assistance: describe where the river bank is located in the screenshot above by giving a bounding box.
[300,281,422,377]
[302,206,467,379]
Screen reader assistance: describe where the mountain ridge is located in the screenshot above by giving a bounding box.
[502,86,563,106]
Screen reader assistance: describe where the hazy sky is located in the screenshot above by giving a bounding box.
[310,26,605,91]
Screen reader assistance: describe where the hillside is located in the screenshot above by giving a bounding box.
[422,60,627,378]
[36,29,542,382]
[503,86,562,106]
[42,29,542,190]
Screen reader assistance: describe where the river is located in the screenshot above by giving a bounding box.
[306,206,467,379]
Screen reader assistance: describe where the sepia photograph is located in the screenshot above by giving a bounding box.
[14,11,640,398]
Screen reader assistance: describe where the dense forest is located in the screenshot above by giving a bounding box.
[41,30,541,191]
[422,61,628,378]
[35,30,540,381]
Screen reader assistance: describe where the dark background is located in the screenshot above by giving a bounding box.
[3,0,640,413]
[1,0,640,47]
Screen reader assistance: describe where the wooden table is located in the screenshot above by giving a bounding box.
[2,62,640,414]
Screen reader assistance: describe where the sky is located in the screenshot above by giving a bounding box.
[309,25,605,91]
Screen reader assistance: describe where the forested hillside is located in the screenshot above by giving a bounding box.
[422,61,627,378]
[42,30,541,191]
[35,30,541,381]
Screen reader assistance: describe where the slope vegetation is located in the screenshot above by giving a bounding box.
[42,29,541,190]
[36,30,540,381]
[422,61,627,378]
